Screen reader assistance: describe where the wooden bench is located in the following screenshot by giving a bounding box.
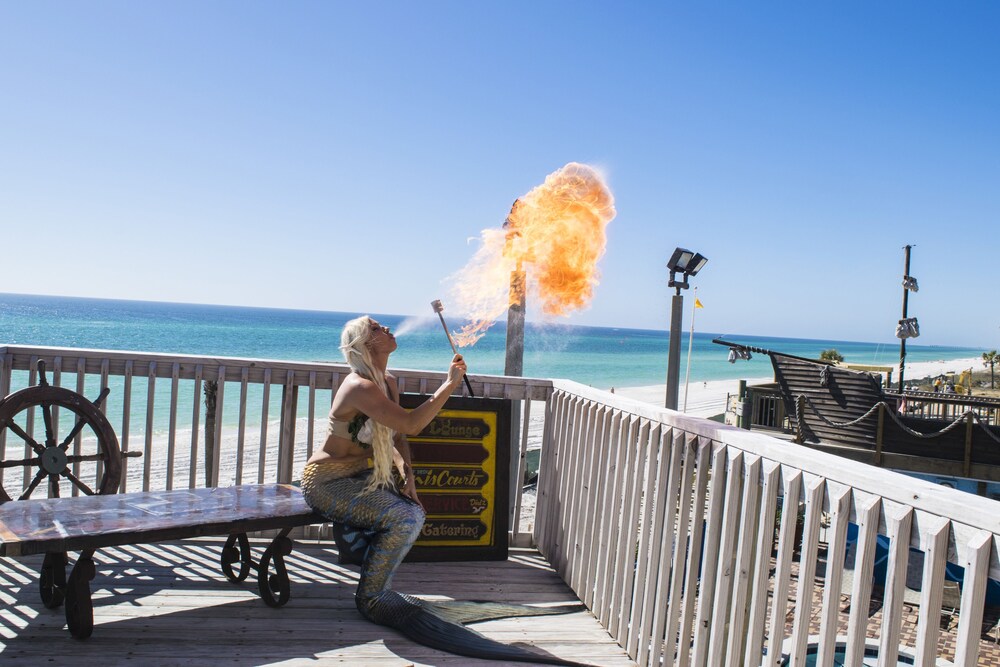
[0,484,325,638]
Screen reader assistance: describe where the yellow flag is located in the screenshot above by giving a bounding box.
[694,298,704,309]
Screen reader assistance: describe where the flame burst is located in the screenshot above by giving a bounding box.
[449,162,616,347]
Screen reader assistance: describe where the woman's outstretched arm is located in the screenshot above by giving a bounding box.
[344,354,468,435]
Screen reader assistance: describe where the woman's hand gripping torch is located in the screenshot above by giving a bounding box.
[430,299,475,397]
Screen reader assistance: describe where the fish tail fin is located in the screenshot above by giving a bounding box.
[401,605,593,666]
[422,599,587,625]
[360,591,593,666]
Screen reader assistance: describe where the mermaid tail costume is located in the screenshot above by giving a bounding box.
[301,459,591,666]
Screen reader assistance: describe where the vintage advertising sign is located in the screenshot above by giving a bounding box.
[400,395,511,561]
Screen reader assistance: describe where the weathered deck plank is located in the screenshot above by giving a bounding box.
[0,537,636,666]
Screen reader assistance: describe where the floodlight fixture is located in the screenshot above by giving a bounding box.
[667,248,694,273]
[687,253,708,276]
[667,247,708,291]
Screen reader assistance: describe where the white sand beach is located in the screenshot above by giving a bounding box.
[104,355,983,495]
[614,357,983,418]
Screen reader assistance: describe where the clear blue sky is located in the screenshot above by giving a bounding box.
[2,2,997,348]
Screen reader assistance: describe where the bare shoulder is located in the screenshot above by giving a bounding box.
[338,373,364,391]
[336,374,382,404]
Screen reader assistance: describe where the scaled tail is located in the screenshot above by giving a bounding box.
[422,599,587,625]
[364,591,594,666]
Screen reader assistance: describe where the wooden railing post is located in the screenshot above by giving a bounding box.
[964,412,974,478]
[277,377,298,484]
[875,402,885,466]
[212,367,226,487]
[508,400,521,525]
[738,380,749,429]
[204,380,218,487]
[793,395,804,443]
[0,351,12,459]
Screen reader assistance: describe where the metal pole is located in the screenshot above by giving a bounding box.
[897,245,912,392]
[665,288,684,410]
[682,286,698,412]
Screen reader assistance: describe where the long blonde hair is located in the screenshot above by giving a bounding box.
[340,315,396,491]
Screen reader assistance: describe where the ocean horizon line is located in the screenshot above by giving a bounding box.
[1,292,986,393]
[0,292,989,433]
[0,290,983,353]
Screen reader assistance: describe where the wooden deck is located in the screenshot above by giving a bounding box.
[6,345,1000,665]
[0,537,636,666]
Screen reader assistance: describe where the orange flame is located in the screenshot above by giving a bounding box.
[448,162,616,347]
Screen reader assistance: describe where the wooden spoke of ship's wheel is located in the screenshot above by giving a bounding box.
[3,417,47,455]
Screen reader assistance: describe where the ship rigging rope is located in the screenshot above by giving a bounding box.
[795,395,1000,445]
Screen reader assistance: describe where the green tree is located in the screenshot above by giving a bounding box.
[983,350,999,389]
[819,349,844,363]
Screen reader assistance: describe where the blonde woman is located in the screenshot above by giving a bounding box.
[302,316,465,611]
[301,315,586,666]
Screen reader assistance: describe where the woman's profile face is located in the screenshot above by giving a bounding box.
[367,319,398,354]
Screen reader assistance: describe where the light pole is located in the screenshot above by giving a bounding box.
[665,248,708,410]
[896,245,919,392]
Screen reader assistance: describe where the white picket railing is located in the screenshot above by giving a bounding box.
[535,379,999,667]
[2,344,997,665]
[0,344,550,538]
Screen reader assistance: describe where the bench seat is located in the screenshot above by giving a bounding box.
[0,484,326,638]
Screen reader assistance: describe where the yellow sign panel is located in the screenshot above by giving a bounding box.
[401,396,510,560]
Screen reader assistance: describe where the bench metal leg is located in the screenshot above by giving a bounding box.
[258,528,294,608]
[221,533,252,582]
[65,550,96,639]
[39,551,67,609]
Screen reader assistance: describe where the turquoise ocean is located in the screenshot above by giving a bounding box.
[6,295,995,591]
[0,292,981,390]
[0,292,986,439]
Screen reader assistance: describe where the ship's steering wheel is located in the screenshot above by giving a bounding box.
[0,360,126,503]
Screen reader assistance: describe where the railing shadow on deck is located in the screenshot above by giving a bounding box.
[3,345,1000,665]
[2,539,609,666]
